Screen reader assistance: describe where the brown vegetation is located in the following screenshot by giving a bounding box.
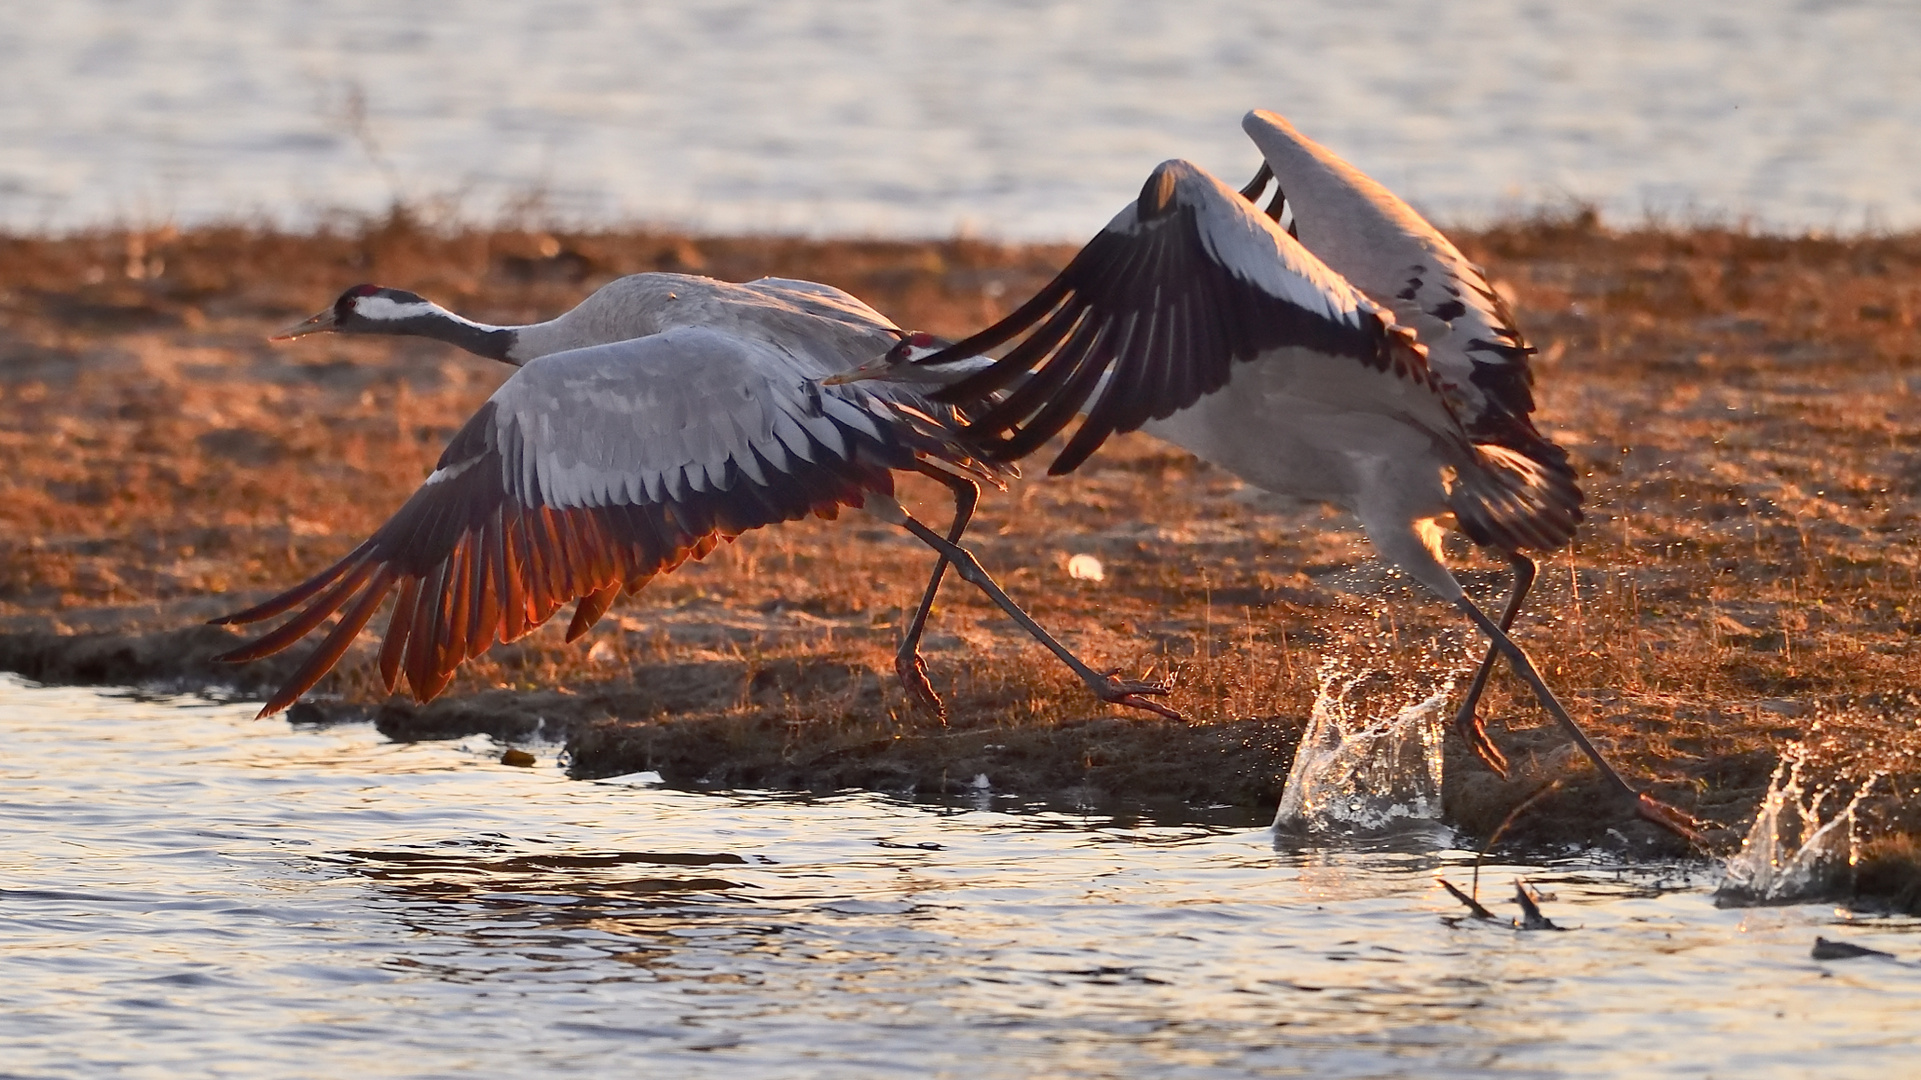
[1,213,1917,891]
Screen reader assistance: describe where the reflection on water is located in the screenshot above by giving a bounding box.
[2,674,1917,1079]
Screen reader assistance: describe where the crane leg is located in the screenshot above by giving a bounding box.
[1452,551,1537,777]
[1455,596,1703,844]
[895,515,1181,721]
[891,464,981,720]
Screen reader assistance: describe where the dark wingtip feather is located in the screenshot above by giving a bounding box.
[212,560,379,664]
[378,575,421,694]
[210,539,377,626]
[565,581,622,643]
[253,567,398,717]
[928,281,1080,408]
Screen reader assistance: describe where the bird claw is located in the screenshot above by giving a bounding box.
[1636,792,1708,847]
[894,651,947,722]
[1454,707,1510,778]
[1091,669,1183,721]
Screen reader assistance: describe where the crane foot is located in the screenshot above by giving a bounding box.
[894,651,947,722]
[1090,668,1182,721]
[1454,709,1510,778]
[1636,792,1708,847]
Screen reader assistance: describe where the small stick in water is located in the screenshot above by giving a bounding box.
[1513,882,1565,931]
[1441,879,1499,920]
[1812,937,1894,961]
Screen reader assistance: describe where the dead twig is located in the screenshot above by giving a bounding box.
[1440,878,1499,920]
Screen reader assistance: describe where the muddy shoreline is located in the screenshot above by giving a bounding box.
[3,217,1918,901]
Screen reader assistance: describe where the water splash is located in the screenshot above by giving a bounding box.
[1717,737,1881,906]
[1273,656,1453,837]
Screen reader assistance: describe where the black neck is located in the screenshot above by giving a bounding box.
[391,312,520,364]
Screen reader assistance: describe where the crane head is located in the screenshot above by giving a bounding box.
[270,284,435,341]
[820,331,994,388]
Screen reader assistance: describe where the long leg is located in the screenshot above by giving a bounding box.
[1453,550,1537,777]
[892,463,980,719]
[1454,596,1702,843]
[895,514,1180,721]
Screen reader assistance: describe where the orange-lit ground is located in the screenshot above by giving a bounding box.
[2,217,1917,891]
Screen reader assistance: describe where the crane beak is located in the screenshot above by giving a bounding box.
[269,307,338,342]
[819,356,896,386]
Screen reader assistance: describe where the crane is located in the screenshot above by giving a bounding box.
[1234,109,1563,776]
[220,275,1173,719]
[826,158,1696,838]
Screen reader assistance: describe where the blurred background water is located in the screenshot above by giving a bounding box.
[3,675,1918,1079]
[3,0,1918,238]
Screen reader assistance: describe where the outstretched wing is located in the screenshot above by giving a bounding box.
[215,326,968,716]
[1241,109,1549,458]
[925,159,1432,475]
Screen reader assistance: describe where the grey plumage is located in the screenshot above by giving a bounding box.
[856,156,1696,840]
[216,324,985,713]
[273,273,922,368]
[1239,110,1550,458]
[225,273,1174,722]
[1238,110,1574,767]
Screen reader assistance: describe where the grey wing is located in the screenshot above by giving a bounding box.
[1241,109,1545,455]
[744,277,899,332]
[495,327,915,506]
[1374,243,1542,456]
[925,158,1427,475]
[211,326,951,715]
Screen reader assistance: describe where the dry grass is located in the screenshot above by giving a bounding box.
[2,211,1918,873]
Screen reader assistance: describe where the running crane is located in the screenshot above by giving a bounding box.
[1233,109,1562,775]
[217,275,1174,719]
[827,155,1696,836]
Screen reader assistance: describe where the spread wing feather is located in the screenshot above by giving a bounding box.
[214,327,991,716]
[926,159,1428,476]
[1241,109,1555,461]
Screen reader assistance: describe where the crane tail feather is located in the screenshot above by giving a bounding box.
[1449,444,1584,554]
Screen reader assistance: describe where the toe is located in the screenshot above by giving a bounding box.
[1114,694,1184,721]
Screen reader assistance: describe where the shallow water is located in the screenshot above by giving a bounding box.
[2,674,1917,1079]
[5,0,1920,236]
[1274,651,1452,837]
[1719,737,1882,907]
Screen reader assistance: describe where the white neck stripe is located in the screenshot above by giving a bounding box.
[353,296,493,331]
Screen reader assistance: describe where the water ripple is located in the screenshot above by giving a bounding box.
[1,674,1917,1078]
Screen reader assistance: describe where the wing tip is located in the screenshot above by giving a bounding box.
[1139,163,1182,219]
[1241,107,1292,135]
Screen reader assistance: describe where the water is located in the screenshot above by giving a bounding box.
[5,1,1921,236]
[1719,737,1882,907]
[3,674,1918,1079]
[1273,657,1451,837]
